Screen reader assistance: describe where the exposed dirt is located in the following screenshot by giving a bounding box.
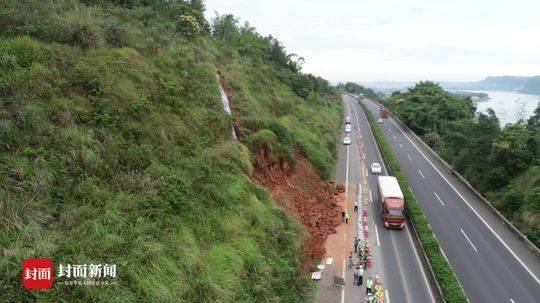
[252,149,341,265]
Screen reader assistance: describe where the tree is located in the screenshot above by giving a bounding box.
[491,123,534,177]
[527,102,540,130]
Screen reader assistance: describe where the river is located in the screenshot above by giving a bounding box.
[466,90,540,126]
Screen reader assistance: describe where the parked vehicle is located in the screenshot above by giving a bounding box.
[377,176,405,229]
[345,124,352,133]
[343,136,351,145]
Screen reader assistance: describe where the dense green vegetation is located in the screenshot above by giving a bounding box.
[0,1,341,302]
[338,81,381,100]
[358,100,468,303]
[383,82,540,247]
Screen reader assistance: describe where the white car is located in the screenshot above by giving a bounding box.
[345,124,352,133]
[343,136,351,145]
[377,118,384,124]
[371,162,382,174]
[345,116,351,124]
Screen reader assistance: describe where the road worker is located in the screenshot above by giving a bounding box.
[365,276,373,295]
[358,265,364,286]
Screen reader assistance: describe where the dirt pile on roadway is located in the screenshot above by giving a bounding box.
[252,149,341,265]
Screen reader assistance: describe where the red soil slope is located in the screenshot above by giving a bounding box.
[252,150,341,264]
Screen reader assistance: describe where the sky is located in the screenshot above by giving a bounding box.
[204,0,540,83]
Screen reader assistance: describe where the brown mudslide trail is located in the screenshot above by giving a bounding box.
[252,150,341,266]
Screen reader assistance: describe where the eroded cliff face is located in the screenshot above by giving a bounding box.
[252,149,341,266]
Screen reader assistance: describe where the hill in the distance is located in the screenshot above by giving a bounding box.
[443,76,540,94]
[364,76,540,95]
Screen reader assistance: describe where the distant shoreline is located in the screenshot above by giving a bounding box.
[452,91,490,102]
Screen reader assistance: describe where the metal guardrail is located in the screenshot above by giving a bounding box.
[363,95,540,257]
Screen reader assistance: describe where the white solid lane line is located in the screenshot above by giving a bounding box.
[375,224,380,246]
[418,170,425,179]
[509,298,515,303]
[440,247,450,263]
[460,228,478,252]
[407,154,413,161]
[404,225,438,303]
[342,99,351,303]
[385,289,390,303]
[369,189,372,204]
[341,258,346,303]
[345,145,350,199]
[384,112,540,285]
[434,192,445,206]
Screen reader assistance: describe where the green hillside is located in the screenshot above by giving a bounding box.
[0,1,341,302]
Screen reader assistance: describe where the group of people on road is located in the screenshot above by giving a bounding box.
[350,237,375,301]
[353,237,369,268]
[339,184,377,301]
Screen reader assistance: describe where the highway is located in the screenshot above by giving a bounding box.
[316,95,437,302]
[357,96,540,303]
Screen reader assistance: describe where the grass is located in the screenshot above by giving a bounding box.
[357,100,469,303]
[0,1,341,302]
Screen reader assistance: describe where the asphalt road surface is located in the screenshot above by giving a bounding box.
[358,96,540,303]
[315,95,437,303]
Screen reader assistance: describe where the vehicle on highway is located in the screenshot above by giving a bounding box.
[370,162,382,174]
[345,116,351,124]
[343,136,351,145]
[345,124,352,133]
[380,107,389,118]
[377,176,406,229]
[377,118,383,124]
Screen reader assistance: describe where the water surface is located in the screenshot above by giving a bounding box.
[466,90,540,126]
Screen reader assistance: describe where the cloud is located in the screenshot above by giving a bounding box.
[205,0,540,82]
